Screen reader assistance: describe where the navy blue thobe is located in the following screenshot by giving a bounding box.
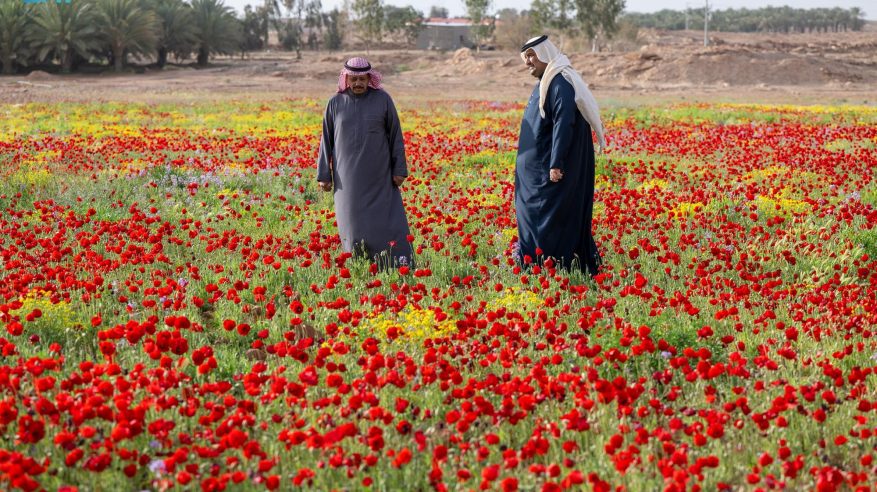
[515,76,601,274]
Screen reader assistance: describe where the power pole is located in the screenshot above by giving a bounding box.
[703,0,709,47]
[685,3,690,30]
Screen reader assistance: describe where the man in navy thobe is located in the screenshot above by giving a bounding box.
[515,35,604,275]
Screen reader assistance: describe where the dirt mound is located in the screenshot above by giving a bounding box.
[397,29,876,93]
[410,48,490,78]
[560,30,877,88]
[26,70,53,80]
[446,48,487,74]
[598,47,863,86]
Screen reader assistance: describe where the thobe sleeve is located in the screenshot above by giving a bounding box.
[317,101,334,183]
[549,80,577,173]
[386,97,407,177]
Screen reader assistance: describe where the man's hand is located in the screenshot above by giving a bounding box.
[549,168,564,182]
[392,175,406,187]
[318,181,332,192]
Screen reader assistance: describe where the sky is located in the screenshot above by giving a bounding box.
[224,0,872,19]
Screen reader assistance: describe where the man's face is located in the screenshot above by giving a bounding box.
[523,49,548,79]
[347,74,370,94]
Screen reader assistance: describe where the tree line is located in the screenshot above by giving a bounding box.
[622,6,867,33]
[3,0,865,76]
[0,0,634,75]
[1,0,248,74]
[528,0,626,52]
[0,0,449,74]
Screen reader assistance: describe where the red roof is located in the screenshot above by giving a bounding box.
[423,17,494,26]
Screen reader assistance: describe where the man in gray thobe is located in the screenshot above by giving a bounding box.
[317,57,413,267]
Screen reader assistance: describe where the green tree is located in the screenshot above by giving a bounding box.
[575,0,624,52]
[280,0,305,57]
[278,17,302,52]
[95,0,160,71]
[530,0,547,29]
[531,0,576,44]
[0,0,33,74]
[428,6,448,18]
[190,0,241,66]
[322,8,344,50]
[154,0,198,68]
[240,5,265,51]
[849,7,865,31]
[493,8,536,51]
[30,0,100,73]
[384,5,422,46]
[304,0,322,49]
[464,0,492,51]
[622,6,870,33]
[352,0,383,53]
[531,0,574,33]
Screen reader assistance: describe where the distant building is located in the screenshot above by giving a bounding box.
[416,18,477,51]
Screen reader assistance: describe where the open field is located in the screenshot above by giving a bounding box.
[2,29,876,105]
[1,29,876,492]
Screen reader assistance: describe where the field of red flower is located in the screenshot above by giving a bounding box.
[0,100,876,491]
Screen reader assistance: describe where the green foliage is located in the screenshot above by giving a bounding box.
[383,5,422,46]
[322,8,344,50]
[464,0,493,50]
[531,0,575,34]
[190,0,241,66]
[861,185,877,209]
[278,17,303,51]
[576,0,624,48]
[303,0,322,49]
[853,228,877,259]
[493,8,537,51]
[239,5,266,51]
[611,105,787,127]
[278,0,306,56]
[352,0,383,51]
[0,0,34,74]
[303,0,321,28]
[154,0,197,66]
[428,6,448,18]
[623,6,867,33]
[30,0,101,73]
[530,0,625,50]
[95,0,160,71]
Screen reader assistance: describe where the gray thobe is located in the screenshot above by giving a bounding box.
[317,88,413,266]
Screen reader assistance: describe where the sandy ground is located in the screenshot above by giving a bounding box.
[1,29,875,106]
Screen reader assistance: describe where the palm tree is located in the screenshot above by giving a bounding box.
[849,7,865,31]
[30,0,100,73]
[154,0,198,68]
[95,0,160,71]
[0,0,33,74]
[190,0,240,66]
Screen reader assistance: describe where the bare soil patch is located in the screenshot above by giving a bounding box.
[2,29,875,106]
